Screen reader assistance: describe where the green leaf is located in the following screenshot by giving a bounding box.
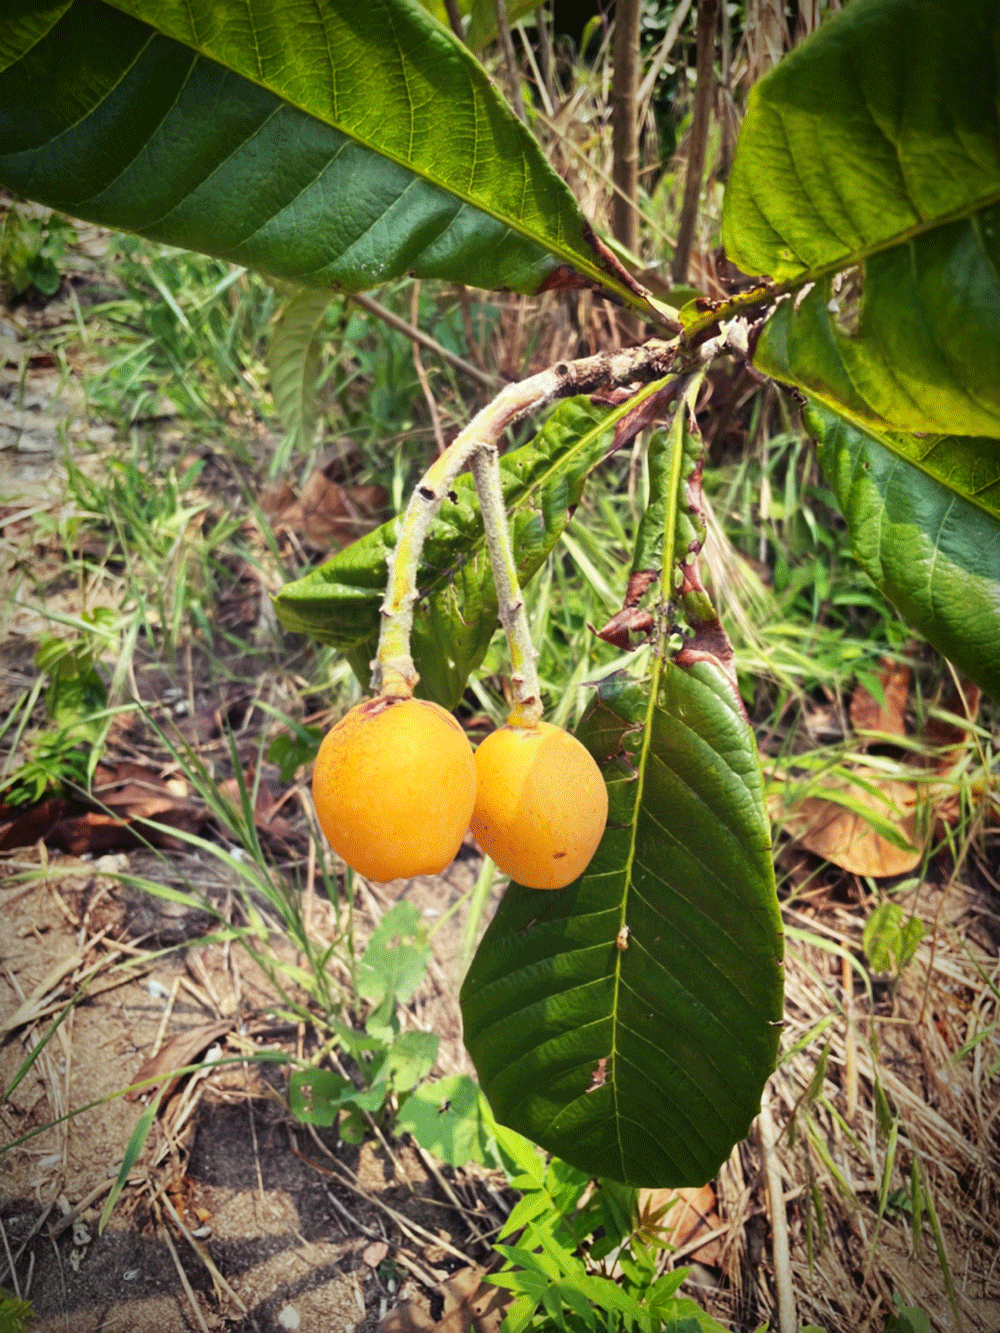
[863,903,926,975]
[395,1073,498,1167]
[274,386,673,708]
[724,0,1000,438]
[288,1068,355,1126]
[752,236,1000,437]
[99,1089,163,1233]
[369,1028,439,1092]
[0,1288,36,1333]
[1,0,654,311]
[467,0,537,51]
[461,403,783,1187]
[266,727,322,784]
[806,400,1000,699]
[268,290,332,476]
[885,1306,931,1333]
[724,0,1000,284]
[357,901,430,1009]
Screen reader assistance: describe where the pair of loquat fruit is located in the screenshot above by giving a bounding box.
[311,697,608,889]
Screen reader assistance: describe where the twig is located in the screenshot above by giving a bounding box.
[611,0,642,255]
[298,1124,472,1264]
[532,10,556,109]
[442,0,463,39]
[323,1186,444,1290]
[373,338,677,697]
[843,953,858,1124]
[350,293,499,389]
[159,1219,212,1333]
[470,449,542,726]
[671,0,719,283]
[492,0,526,122]
[758,1096,797,1333]
[637,0,693,106]
[407,1139,491,1250]
[159,1192,254,1323]
[516,23,553,118]
[150,974,181,1059]
[410,281,447,455]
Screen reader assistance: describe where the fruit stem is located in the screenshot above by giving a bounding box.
[470,448,543,729]
[373,339,679,699]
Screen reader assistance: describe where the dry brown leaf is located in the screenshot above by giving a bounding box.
[923,678,981,754]
[126,1020,233,1103]
[218,770,299,842]
[380,1264,511,1333]
[637,1183,724,1264]
[774,768,921,877]
[264,467,387,551]
[850,657,910,737]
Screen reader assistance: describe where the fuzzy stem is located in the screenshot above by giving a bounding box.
[470,449,543,729]
[373,338,679,699]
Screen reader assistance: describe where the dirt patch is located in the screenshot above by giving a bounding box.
[0,851,499,1333]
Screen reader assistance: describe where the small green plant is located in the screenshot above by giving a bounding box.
[0,204,76,297]
[0,1287,35,1333]
[1,617,114,807]
[477,1140,731,1333]
[863,902,926,977]
[884,1297,930,1333]
[289,901,440,1143]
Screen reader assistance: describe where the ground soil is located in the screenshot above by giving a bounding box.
[1,850,503,1333]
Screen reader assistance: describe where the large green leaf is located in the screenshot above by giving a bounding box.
[0,0,652,308]
[723,0,1000,283]
[752,215,1000,438]
[460,404,783,1187]
[274,383,673,708]
[723,0,1000,437]
[806,401,1000,700]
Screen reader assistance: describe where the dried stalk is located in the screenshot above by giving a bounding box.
[759,1096,797,1333]
[350,292,499,389]
[492,0,526,122]
[671,0,719,283]
[611,0,642,255]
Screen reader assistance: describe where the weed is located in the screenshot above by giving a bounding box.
[0,203,76,298]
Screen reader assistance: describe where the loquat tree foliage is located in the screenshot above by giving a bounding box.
[2,0,997,1187]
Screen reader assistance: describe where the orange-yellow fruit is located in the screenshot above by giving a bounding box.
[470,722,608,890]
[312,696,477,881]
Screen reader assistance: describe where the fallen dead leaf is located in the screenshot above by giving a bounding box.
[363,1241,390,1268]
[380,1263,511,1333]
[637,1183,724,1265]
[126,1020,233,1103]
[218,770,299,843]
[263,467,387,551]
[850,657,910,738]
[773,768,922,878]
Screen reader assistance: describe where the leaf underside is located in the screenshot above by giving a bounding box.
[268,290,331,469]
[723,0,1000,284]
[461,401,783,1187]
[724,0,1000,700]
[806,400,1000,701]
[724,0,1000,439]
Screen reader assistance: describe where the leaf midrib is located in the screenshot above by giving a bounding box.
[812,397,1000,520]
[766,188,1000,284]
[94,0,630,297]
